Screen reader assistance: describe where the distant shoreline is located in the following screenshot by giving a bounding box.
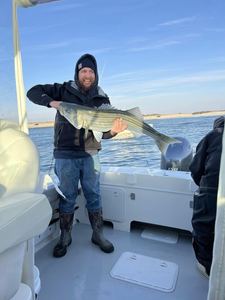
[28,110,225,128]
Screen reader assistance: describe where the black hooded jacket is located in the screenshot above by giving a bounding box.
[27,54,114,157]
[189,117,224,192]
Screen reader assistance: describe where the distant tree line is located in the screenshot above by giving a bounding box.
[144,110,224,117]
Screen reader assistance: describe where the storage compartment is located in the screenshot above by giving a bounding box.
[76,167,197,233]
[100,187,125,222]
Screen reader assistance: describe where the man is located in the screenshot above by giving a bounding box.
[27,53,128,258]
[189,116,224,278]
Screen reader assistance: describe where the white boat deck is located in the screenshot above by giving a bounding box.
[35,222,209,300]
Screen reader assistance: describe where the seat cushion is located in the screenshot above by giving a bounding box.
[0,122,39,198]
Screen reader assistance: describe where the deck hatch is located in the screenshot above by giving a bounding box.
[110,251,178,292]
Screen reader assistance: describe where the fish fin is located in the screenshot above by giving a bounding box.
[126,107,144,120]
[154,140,170,155]
[84,126,89,138]
[93,131,103,142]
[97,103,115,110]
[155,137,181,155]
[77,115,84,129]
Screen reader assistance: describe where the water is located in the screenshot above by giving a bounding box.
[29,115,223,174]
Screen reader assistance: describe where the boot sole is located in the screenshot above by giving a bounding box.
[53,248,67,258]
[92,238,114,253]
[53,239,72,258]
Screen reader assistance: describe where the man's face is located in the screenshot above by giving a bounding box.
[78,67,95,92]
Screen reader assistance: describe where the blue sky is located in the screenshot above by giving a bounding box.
[16,0,225,122]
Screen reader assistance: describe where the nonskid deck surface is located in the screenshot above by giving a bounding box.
[35,223,209,300]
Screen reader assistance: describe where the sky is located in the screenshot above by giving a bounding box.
[14,0,225,122]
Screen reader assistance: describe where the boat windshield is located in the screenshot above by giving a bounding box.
[0,1,18,123]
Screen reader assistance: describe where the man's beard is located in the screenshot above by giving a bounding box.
[77,80,95,95]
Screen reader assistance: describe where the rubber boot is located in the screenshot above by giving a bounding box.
[53,211,74,258]
[88,209,114,253]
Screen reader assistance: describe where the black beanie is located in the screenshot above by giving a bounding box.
[77,57,96,75]
[213,116,224,129]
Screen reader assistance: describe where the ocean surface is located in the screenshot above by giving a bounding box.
[29,115,224,175]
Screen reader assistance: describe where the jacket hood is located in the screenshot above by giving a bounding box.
[74,53,99,89]
[213,116,224,129]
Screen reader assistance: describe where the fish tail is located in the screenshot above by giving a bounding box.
[154,140,170,155]
[155,136,181,155]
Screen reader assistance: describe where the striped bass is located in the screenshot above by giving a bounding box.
[59,102,181,154]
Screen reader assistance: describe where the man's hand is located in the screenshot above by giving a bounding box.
[49,101,62,110]
[110,118,128,136]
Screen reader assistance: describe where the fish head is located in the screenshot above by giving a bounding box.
[59,103,84,129]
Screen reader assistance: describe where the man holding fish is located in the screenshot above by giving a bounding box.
[27,54,128,257]
[28,53,179,258]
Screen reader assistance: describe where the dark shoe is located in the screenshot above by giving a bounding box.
[88,209,114,253]
[53,211,74,258]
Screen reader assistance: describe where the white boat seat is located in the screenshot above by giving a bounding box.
[0,192,52,254]
[0,120,39,198]
[0,120,52,300]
